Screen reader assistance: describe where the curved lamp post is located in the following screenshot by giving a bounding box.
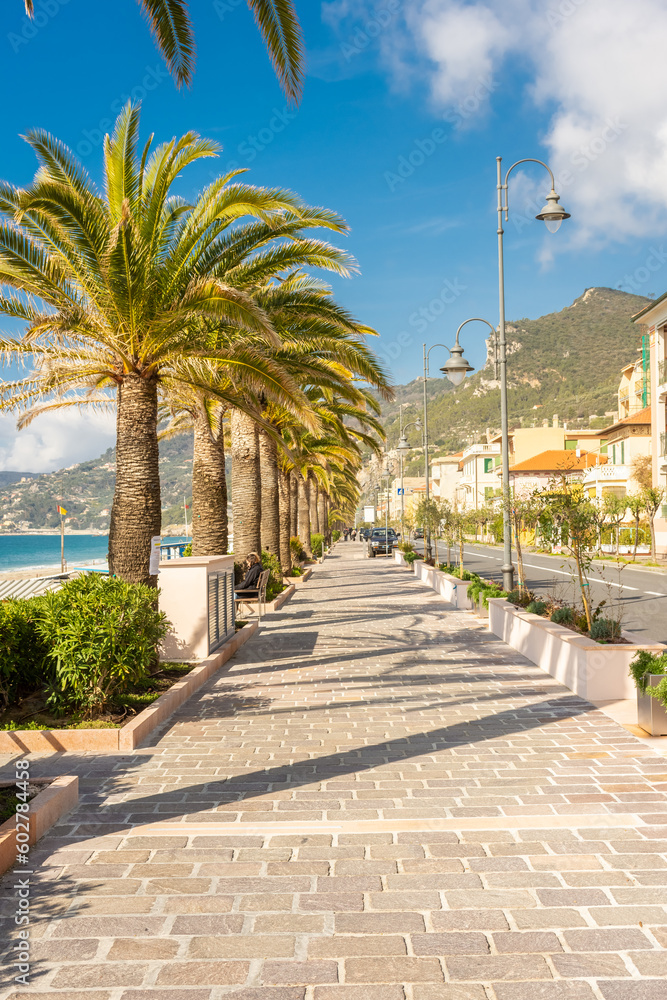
[421,342,470,561]
[396,405,422,541]
[494,156,570,589]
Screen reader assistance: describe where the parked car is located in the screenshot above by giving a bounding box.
[414,528,424,539]
[370,527,398,556]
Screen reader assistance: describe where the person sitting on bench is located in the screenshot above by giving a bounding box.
[236,552,262,597]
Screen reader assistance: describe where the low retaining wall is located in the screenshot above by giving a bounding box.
[488,598,666,700]
[0,622,259,755]
[0,776,78,876]
[412,560,474,611]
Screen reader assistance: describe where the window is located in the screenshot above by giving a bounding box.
[620,440,625,464]
[484,486,494,500]
[484,458,493,473]
[565,440,577,450]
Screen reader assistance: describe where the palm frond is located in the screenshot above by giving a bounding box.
[246,0,304,103]
[138,0,195,88]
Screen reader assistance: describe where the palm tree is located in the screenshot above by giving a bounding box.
[0,103,330,584]
[25,0,304,100]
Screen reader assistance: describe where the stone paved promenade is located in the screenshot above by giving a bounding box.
[2,542,667,999]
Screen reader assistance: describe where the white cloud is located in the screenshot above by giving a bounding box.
[339,0,667,244]
[0,409,115,473]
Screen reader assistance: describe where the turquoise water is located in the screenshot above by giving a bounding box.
[0,535,188,573]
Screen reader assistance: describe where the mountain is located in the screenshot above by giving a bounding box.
[0,472,40,487]
[0,435,198,533]
[384,287,652,472]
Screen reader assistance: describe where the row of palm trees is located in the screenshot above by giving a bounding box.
[0,105,392,584]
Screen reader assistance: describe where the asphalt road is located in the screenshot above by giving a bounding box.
[411,539,667,645]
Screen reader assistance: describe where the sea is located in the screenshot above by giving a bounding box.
[0,534,188,574]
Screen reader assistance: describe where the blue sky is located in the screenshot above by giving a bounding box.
[2,0,667,471]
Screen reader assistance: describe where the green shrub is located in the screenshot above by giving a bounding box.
[34,575,171,715]
[506,589,535,608]
[481,587,508,608]
[590,617,621,642]
[551,606,574,625]
[290,536,305,562]
[332,530,341,543]
[0,598,50,711]
[398,541,414,554]
[404,551,418,565]
[261,550,285,601]
[526,600,548,616]
[629,650,667,694]
[310,533,324,558]
[182,542,192,557]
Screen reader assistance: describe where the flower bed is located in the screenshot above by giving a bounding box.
[488,597,666,700]
[0,622,258,753]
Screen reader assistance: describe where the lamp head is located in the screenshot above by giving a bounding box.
[535,189,570,233]
[440,343,474,386]
[397,435,411,454]
[415,418,422,432]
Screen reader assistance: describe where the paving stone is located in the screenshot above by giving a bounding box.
[155,961,249,985]
[344,956,444,983]
[597,985,667,1000]
[492,932,562,953]
[446,955,552,981]
[262,961,338,985]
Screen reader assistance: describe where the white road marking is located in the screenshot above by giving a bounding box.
[466,552,647,593]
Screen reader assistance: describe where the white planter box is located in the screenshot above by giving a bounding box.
[488,598,667,701]
[412,560,474,611]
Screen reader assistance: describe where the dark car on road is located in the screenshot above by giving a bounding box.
[370,527,398,555]
[414,528,424,539]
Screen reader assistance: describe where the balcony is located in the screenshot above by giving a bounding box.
[659,359,667,400]
[582,464,630,484]
[461,442,500,460]
[661,432,667,457]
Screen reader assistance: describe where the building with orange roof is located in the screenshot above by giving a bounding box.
[498,448,607,493]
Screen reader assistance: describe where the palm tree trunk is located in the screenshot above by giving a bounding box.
[297,474,313,557]
[259,429,280,557]
[278,467,292,575]
[108,373,161,586]
[230,409,261,558]
[318,490,327,542]
[191,407,228,557]
[310,477,320,534]
[290,471,298,538]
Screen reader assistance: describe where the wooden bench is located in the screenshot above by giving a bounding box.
[235,568,271,620]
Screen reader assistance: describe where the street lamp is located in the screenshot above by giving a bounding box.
[422,341,468,561]
[396,405,421,542]
[496,156,570,589]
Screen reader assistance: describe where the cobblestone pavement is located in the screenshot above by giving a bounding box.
[2,542,667,999]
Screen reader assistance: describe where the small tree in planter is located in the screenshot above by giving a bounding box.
[415,498,444,566]
[537,477,598,631]
[503,487,541,596]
